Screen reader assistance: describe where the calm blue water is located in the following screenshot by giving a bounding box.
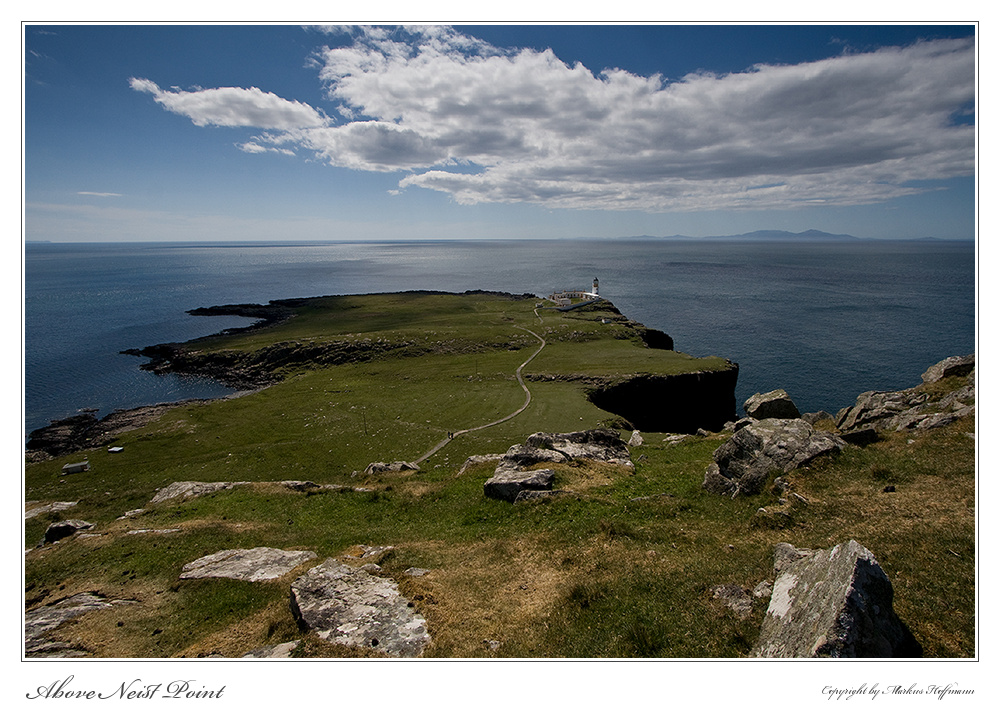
[24,240,975,436]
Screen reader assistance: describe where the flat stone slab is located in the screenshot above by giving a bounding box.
[290,558,430,657]
[149,480,251,505]
[25,500,79,520]
[180,547,317,582]
[25,592,134,657]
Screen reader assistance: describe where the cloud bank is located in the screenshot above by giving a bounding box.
[130,26,974,212]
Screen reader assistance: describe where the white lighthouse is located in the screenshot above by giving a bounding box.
[592,278,599,296]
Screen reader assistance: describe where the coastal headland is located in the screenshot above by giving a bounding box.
[24,291,974,659]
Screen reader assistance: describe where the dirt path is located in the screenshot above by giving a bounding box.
[411,322,546,465]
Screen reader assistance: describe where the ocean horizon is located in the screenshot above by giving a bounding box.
[24,238,975,437]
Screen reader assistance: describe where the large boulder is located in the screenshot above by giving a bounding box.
[743,389,800,420]
[703,418,845,496]
[289,558,430,657]
[180,548,317,582]
[484,468,555,502]
[753,540,921,658]
[501,429,633,470]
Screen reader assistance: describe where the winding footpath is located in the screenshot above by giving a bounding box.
[411,319,546,465]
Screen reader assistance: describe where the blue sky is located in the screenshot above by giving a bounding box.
[24,24,976,242]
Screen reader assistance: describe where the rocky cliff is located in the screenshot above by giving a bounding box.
[586,364,739,433]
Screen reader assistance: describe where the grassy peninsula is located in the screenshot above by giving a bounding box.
[23,292,974,658]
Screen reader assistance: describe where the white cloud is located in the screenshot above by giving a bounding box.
[131,29,975,213]
[129,77,327,130]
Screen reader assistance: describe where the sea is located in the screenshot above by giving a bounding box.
[23,239,976,437]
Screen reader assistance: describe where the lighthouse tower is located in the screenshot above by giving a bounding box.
[592,278,599,296]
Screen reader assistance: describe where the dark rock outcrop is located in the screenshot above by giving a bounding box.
[289,558,430,657]
[26,402,198,460]
[836,355,975,435]
[703,418,845,496]
[753,540,921,658]
[743,389,800,420]
[41,519,94,545]
[587,364,739,433]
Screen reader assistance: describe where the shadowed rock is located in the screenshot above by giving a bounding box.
[289,558,430,657]
[485,468,555,502]
[753,540,921,658]
[744,389,800,420]
[180,548,317,582]
[41,519,94,545]
[703,418,845,496]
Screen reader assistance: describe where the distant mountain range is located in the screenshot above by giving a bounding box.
[614,229,959,242]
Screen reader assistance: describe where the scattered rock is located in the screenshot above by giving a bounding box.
[753,540,921,658]
[483,639,501,651]
[242,640,301,658]
[149,480,250,505]
[365,461,419,475]
[753,581,773,599]
[125,528,180,535]
[504,429,634,470]
[710,584,754,618]
[289,558,430,657]
[41,519,94,545]
[484,468,555,503]
[627,430,644,446]
[180,548,317,582]
[25,592,134,657]
[343,544,394,562]
[702,418,845,497]
[744,389,800,420]
[25,500,78,520]
[404,567,429,577]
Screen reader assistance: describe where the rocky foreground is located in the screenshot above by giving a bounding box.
[25,354,974,658]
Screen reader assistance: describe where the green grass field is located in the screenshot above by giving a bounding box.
[23,292,975,658]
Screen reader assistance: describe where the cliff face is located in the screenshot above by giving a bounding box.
[587,363,739,433]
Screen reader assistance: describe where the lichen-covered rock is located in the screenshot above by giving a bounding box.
[25,592,134,657]
[921,354,975,384]
[484,468,555,502]
[743,389,800,420]
[242,640,301,658]
[149,480,250,505]
[703,418,845,496]
[289,558,430,657]
[513,429,633,469]
[180,548,317,582]
[753,540,921,658]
